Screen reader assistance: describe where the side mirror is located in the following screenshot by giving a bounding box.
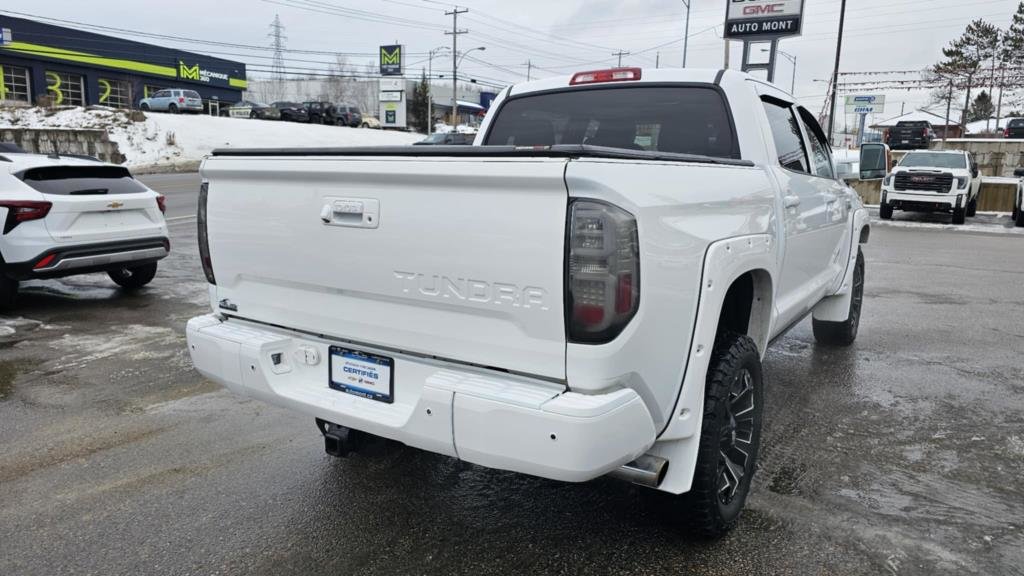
[972,164,980,178]
[859,142,891,180]
[1014,167,1024,178]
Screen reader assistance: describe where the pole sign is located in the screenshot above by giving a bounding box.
[379,45,404,76]
[844,95,886,114]
[724,0,805,39]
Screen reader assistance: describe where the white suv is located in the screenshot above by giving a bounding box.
[879,150,981,224]
[0,148,170,307]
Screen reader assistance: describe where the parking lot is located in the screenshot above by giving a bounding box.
[0,174,1021,576]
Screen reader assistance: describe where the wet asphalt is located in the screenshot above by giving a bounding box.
[1,176,1023,575]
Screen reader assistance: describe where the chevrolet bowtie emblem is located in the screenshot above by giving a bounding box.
[107,201,124,209]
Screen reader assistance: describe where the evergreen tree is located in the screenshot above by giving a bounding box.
[409,71,430,133]
[968,91,995,122]
[1002,2,1024,110]
[934,19,1001,128]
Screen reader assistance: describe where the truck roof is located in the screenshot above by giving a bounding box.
[507,68,741,97]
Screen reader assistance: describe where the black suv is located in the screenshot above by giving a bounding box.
[886,121,935,150]
[336,104,362,128]
[271,102,310,123]
[1004,118,1024,139]
[303,101,337,125]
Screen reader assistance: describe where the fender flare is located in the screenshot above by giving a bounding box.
[813,207,870,323]
[647,232,777,494]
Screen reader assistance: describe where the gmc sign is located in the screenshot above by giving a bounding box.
[725,0,804,39]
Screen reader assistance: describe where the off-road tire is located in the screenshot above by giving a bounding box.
[108,263,158,290]
[682,332,764,539]
[140,103,150,111]
[966,196,977,217]
[879,203,893,220]
[0,277,18,309]
[168,103,178,114]
[952,207,966,225]
[813,249,865,346]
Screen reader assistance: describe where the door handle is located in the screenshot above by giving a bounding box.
[784,194,801,209]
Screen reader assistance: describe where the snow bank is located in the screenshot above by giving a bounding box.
[0,106,423,172]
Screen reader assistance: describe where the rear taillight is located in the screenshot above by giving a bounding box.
[156,194,167,213]
[198,182,216,285]
[1005,128,1011,138]
[570,67,641,86]
[0,200,52,234]
[567,200,639,343]
[178,97,185,103]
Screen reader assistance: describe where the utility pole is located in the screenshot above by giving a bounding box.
[612,50,629,67]
[724,38,730,69]
[655,52,660,69]
[445,6,468,127]
[524,59,533,81]
[826,0,848,146]
[944,79,953,142]
[427,46,447,134]
[681,0,691,67]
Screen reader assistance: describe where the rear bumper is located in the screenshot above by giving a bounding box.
[2,237,170,280]
[882,189,964,212]
[186,314,656,482]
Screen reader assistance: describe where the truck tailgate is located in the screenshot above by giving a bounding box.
[201,156,569,379]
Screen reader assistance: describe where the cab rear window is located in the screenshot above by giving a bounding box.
[16,165,148,195]
[484,86,738,159]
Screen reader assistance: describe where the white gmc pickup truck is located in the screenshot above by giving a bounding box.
[187,68,870,536]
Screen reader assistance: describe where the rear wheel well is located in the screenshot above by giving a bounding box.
[716,270,773,354]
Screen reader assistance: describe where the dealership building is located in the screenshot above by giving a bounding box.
[0,15,246,114]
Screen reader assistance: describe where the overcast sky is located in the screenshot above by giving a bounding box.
[5,0,1024,123]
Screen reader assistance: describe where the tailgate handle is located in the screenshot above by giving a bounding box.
[320,198,379,229]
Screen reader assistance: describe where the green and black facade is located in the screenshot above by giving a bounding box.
[0,15,246,113]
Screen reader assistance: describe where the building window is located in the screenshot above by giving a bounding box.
[0,64,31,104]
[143,85,165,99]
[98,78,131,109]
[45,70,85,106]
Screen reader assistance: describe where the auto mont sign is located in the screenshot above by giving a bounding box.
[725,0,805,40]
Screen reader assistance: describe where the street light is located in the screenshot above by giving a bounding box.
[427,45,449,133]
[452,46,485,127]
[762,48,797,94]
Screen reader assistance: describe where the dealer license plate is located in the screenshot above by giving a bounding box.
[329,346,394,403]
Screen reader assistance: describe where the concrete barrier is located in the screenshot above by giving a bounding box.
[0,127,125,164]
[931,139,1024,178]
[849,178,1016,212]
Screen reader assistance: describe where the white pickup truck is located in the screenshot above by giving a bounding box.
[879,149,981,224]
[187,68,870,536]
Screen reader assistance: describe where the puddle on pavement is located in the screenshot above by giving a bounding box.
[0,358,41,400]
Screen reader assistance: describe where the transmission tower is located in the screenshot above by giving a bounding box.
[268,14,287,81]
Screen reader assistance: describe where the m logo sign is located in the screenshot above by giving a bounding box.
[179,61,200,81]
[380,45,403,76]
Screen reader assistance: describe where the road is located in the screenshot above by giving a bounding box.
[1,177,1023,575]
[140,172,202,220]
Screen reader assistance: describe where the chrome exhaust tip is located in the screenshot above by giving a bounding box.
[608,455,668,488]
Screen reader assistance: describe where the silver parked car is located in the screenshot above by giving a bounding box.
[139,89,203,114]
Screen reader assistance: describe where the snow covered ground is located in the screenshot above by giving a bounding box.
[867,208,1024,235]
[0,106,423,172]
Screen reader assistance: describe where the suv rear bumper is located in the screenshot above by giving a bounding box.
[186,314,656,482]
[2,237,170,280]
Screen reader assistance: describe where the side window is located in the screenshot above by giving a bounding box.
[797,107,835,179]
[761,98,809,173]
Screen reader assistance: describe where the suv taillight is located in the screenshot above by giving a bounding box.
[197,182,216,284]
[1005,128,1011,138]
[567,200,639,343]
[0,200,52,234]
